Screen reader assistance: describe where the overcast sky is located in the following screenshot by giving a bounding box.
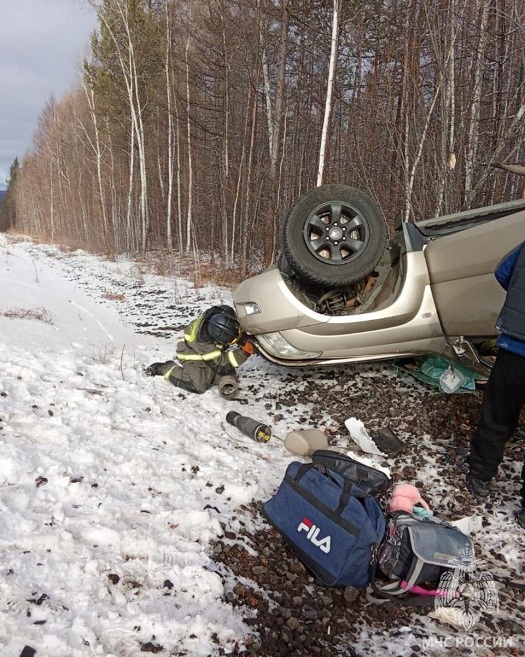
[0,0,98,190]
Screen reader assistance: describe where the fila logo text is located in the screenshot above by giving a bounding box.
[297,517,331,553]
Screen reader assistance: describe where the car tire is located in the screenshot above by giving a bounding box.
[282,185,387,289]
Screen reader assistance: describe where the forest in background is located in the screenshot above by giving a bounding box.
[1,0,525,277]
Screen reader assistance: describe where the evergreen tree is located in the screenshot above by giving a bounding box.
[0,157,20,232]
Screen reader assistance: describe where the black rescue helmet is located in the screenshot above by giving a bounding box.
[206,305,240,345]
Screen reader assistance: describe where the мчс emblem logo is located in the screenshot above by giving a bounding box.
[297,517,331,553]
[434,561,499,630]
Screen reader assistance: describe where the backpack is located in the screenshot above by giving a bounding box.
[369,511,475,604]
[261,461,386,588]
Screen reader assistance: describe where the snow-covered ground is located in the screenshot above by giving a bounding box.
[0,236,523,657]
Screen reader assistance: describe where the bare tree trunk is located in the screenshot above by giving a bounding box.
[270,0,289,179]
[388,0,415,218]
[464,0,489,205]
[405,80,443,220]
[120,2,149,252]
[49,160,55,241]
[240,52,260,277]
[107,126,120,252]
[434,0,457,217]
[262,48,273,163]
[164,2,174,251]
[230,81,251,265]
[82,79,110,242]
[272,111,288,262]
[185,38,193,254]
[220,0,231,265]
[317,0,340,187]
[175,100,183,253]
[398,0,420,220]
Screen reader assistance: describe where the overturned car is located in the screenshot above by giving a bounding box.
[233,184,525,375]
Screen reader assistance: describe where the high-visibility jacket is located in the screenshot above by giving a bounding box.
[176,313,250,374]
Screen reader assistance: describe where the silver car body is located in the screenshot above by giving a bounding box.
[234,199,525,369]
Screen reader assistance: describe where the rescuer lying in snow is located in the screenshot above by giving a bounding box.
[145,305,254,399]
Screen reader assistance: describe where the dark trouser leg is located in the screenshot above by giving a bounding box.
[166,372,202,394]
[166,362,215,394]
[521,463,525,507]
[468,348,525,480]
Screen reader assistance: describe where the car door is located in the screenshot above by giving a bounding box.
[423,209,525,337]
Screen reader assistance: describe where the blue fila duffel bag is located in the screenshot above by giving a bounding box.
[262,461,386,588]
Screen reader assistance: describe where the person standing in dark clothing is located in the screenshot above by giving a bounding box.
[466,241,525,528]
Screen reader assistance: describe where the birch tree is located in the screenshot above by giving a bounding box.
[317,0,340,187]
[184,37,193,254]
[86,0,162,252]
[463,0,489,205]
[81,75,111,244]
[163,1,175,251]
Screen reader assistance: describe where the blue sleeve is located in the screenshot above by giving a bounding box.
[495,242,524,290]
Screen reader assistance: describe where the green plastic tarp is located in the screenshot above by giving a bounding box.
[391,355,487,393]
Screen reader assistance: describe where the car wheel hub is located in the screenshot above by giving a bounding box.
[328,226,344,241]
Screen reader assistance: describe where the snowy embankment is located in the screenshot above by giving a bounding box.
[0,238,292,656]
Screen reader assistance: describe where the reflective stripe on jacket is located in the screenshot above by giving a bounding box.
[178,348,224,362]
[176,313,249,371]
